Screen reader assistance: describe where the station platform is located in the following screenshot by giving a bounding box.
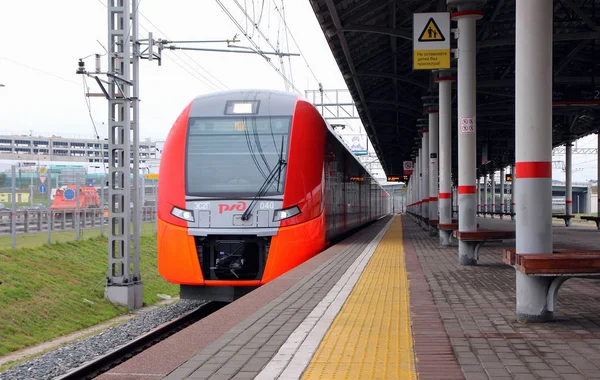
[98,215,600,380]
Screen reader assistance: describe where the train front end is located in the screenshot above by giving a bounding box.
[157,90,327,301]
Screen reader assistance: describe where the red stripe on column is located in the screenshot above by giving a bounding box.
[439,193,451,199]
[434,77,457,83]
[429,197,438,201]
[451,10,484,19]
[515,162,552,178]
[422,199,430,203]
[511,203,516,205]
[458,186,477,194]
[566,200,573,204]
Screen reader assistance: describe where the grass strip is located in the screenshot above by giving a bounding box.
[0,231,178,355]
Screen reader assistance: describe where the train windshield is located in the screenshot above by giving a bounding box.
[186,116,292,197]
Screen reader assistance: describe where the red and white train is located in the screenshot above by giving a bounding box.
[157,89,390,301]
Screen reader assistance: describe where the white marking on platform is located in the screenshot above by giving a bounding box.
[255,216,395,380]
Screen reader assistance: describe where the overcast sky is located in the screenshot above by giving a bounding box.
[0,0,596,183]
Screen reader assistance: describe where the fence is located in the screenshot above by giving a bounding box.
[0,164,158,250]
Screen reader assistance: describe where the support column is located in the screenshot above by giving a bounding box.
[477,177,481,214]
[490,170,496,218]
[500,168,505,218]
[436,75,455,245]
[565,141,573,224]
[418,149,422,220]
[452,184,457,216]
[515,0,554,322]
[450,2,483,266]
[511,163,516,216]
[597,132,600,223]
[421,128,430,230]
[483,173,488,217]
[428,111,439,236]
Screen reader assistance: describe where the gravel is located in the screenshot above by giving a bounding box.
[0,299,206,380]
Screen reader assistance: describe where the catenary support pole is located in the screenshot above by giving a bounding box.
[515,0,554,322]
[565,141,573,225]
[105,0,143,309]
[449,2,483,265]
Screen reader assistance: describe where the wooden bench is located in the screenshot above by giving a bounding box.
[503,248,600,315]
[580,216,600,230]
[452,230,516,263]
[552,214,574,226]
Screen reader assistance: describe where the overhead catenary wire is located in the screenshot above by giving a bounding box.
[135,12,230,91]
[94,0,229,92]
[215,0,301,94]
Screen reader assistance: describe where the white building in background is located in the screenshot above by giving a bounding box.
[0,134,162,174]
[0,134,159,164]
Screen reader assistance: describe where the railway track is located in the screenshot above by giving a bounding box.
[55,301,226,380]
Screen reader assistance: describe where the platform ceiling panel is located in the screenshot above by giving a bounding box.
[309,0,600,179]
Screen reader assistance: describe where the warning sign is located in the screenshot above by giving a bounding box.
[403,161,413,175]
[460,117,476,134]
[418,18,446,42]
[413,12,450,70]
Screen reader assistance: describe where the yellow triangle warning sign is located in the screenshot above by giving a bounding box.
[418,17,446,42]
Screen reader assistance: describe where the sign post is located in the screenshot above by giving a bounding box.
[413,12,451,70]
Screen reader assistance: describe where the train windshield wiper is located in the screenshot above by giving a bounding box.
[241,157,286,221]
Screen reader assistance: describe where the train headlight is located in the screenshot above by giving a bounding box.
[273,206,301,222]
[171,206,195,222]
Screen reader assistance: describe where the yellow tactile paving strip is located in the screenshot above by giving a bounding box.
[301,216,416,380]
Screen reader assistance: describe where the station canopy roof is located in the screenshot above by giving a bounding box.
[309,0,600,180]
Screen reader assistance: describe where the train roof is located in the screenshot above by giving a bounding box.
[189,89,300,119]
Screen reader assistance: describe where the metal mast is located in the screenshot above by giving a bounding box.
[105,0,142,308]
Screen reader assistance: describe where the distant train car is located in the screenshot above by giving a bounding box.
[50,185,100,210]
[157,89,390,301]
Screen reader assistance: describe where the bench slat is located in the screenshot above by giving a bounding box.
[508,250,600,275]
[454,230,515,241]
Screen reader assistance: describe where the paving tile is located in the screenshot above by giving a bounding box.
[402,217,600,380]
